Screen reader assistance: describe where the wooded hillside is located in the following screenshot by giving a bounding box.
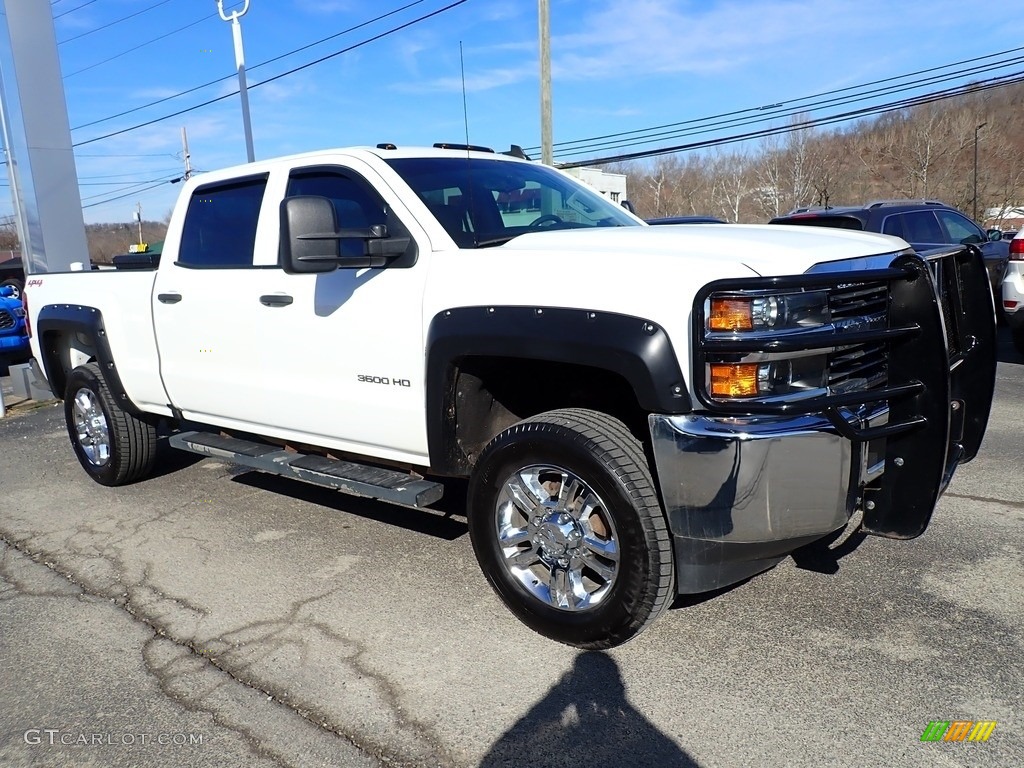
[616,82,1024,226]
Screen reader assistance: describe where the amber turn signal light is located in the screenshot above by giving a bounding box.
[709,363,760,397]
[708,298,752,331]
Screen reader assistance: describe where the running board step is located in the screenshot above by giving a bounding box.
[169,431,444,508]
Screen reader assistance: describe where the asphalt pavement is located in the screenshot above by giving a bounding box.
[0,331,1021,767]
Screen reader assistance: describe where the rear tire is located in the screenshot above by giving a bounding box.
[467,408,674,649]
[64,362,157,486]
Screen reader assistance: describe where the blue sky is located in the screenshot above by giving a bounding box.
[10,0,1022,223]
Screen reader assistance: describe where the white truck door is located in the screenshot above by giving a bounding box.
[154,164,431,465]
[152,173,278,426]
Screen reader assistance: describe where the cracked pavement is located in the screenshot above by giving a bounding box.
[0,335,1022,767]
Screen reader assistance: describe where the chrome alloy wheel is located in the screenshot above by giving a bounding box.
[72,387,111,467]
[494,465,620,611]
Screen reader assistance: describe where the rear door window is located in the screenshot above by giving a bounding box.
[881,215,906,240]
[893,211,945,244]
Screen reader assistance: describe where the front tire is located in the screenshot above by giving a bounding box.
[0,278,22,300]
[467,408,674,649]
[64,363,157,486]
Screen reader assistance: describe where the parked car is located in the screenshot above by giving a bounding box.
[769,200,1009,298]
[1002,231,1024,354]
[0,285,29,364]
[1001,230,1019,241]
[0,255,25,299]
[646,215,726,225]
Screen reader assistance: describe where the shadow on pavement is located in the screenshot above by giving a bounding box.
[478,651,700,768]
[230,471,468,540]
[996,324,1023,365]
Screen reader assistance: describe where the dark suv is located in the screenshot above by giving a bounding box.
[769,200,1009,296]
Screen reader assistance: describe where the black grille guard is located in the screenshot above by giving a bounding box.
[692,247,997,539]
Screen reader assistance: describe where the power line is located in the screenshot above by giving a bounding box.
[553,54,1024,160]
[528,44,1024,155]
[54,0,100,20]
[82,177,180,209]
[58,0,176,45]
[71,0,430,130]
[72,0,471,147]
[558,72,1024,169]
[79,172,180,201]
[64,11,218,78]
[78,167,181,180]
[75,152,179,157]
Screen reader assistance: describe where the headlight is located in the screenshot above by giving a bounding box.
[703,290,832,401]
[707,291,830,333]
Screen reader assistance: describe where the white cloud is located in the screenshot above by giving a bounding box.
[394,67,531,94]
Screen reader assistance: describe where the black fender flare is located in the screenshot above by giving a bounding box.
[425,305,691,474]
[35,304,148,419]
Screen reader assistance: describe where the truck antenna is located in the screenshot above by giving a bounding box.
[460,41,470,149]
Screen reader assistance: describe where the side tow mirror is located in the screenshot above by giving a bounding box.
[280,196,340,274]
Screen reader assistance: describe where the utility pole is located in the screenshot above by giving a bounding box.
[216,0,255,163]
[973,121,987,222]
[133,202,143,246]
[180,126,192,180]
[538,0,552,166]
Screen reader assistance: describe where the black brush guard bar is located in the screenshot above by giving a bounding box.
[692,248,996,539]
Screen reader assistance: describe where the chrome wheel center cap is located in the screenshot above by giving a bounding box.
[533,511,582,559]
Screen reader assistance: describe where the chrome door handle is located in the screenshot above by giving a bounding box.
[259,294,293,307]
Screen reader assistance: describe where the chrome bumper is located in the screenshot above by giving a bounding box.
[649,409,885,594]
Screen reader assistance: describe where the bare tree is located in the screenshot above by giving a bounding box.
[709,149,750,222]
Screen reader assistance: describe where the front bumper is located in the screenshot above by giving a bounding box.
[655,246,997,595]
[649,409,883,593]
[0,333,29,356]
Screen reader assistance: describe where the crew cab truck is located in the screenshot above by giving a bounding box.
[25,145,997,649]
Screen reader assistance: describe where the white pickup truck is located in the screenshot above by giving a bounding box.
[25,144,997,648]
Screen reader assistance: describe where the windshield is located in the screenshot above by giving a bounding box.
[385,157,640,248]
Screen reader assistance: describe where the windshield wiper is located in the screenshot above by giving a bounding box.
[473,235,519,248]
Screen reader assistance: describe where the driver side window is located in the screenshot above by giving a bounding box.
[285,169,390,258]
[936,210,985,245]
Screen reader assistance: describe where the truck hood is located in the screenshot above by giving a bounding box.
[503,224,907,276]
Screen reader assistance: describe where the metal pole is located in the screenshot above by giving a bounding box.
[181,126,192,180]
[217,0,255,163]
[538,0,552,166]
[973,121,986,221]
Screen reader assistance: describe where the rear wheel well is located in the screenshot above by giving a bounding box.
[41,329,97,397]
[449,356,649,470]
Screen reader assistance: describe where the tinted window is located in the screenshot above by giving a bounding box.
[178,176,267,268]
[936,209,985,245]
[881,215,906,239]
[386,157,638,248]
[286,170,392,259]
[890,211,944,244]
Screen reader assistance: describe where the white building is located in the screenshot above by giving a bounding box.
[563,167,628,205]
